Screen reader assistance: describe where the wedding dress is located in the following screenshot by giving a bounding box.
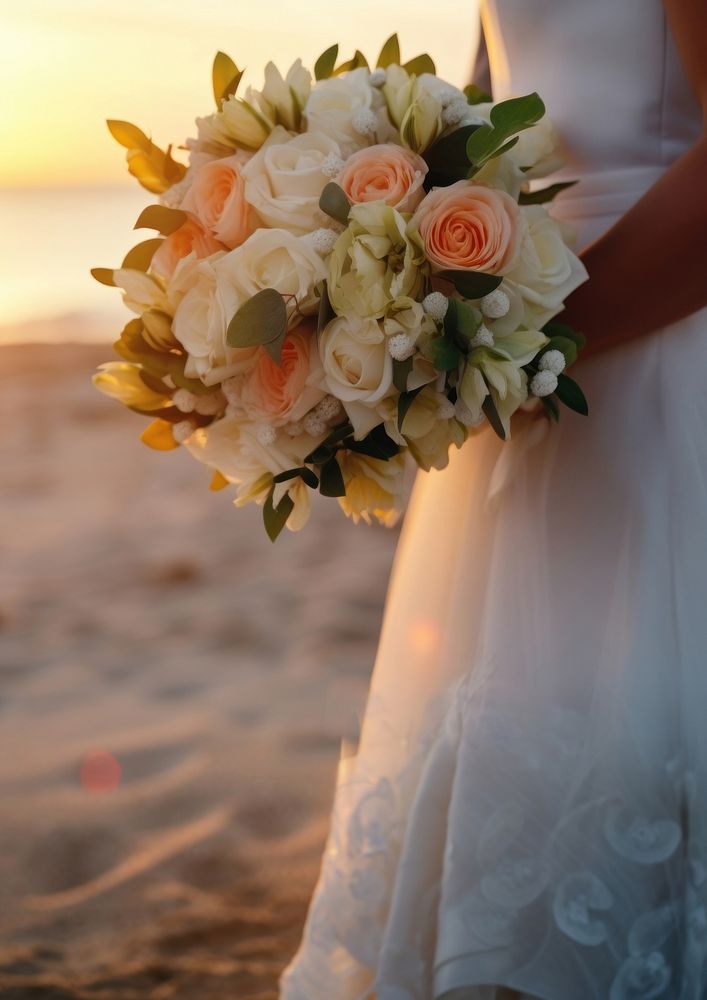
[280,0,706,996]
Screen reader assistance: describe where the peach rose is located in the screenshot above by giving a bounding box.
[152,215,224,280]
[181,154,257,249]
[411,180,525,274]
[240,322,324,426]
[338,144,428,213]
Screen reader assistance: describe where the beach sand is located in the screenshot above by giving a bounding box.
[0,339,401,998]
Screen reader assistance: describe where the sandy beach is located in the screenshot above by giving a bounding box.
[0,337,401,998]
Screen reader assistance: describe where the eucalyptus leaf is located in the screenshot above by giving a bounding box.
[397,385,424,433]
[304,420,354,463]
[134,204,187,235]
[464,83,492,104]
[226,289,287,359]
[377,33,401,68]
[545,335,578,367]
[438,269,503,299]
[319,182,351,226]
[122,238,164,271]
[263,486,294,542]
[319,456,346,497]
[490,92,545,134]
[314,44,339,80]
[423,124,482,190]
[403,54,436,75]
[91,267,116,287]
[555,373,589,415]
[543,321,586,351]
[392,356,413,393]
[482,392,507,440]
[519,180,578,205]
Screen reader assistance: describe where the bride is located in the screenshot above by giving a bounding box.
[281,0,707,996]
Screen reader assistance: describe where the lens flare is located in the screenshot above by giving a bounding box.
[79,749,122,793]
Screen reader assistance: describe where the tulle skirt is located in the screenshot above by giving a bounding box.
[280,172,707,1000]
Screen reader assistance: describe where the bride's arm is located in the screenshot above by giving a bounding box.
[559,0,707,358]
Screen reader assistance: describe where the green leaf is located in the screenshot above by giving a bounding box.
[403,53,436,75]
[107,119,151,151]
[543,321,586,351]
[335,50,369,74]
[91,267,116,287]
[428,336,460,371]
[319,456,346,497]
[444,298,482,342]
[303,420,354,463]
[122,237,164,272]
[423,124,482,190]
[272,466,319,489]
[226,289,287,362]
[438,269,503,299]
[397,385,424,433]
[212,51,243,106]
[542,394,560,422]
[545,335,578,367]
[489,92,545,135]
[319,182,351,226]
[555,373,589,415]
[464,83,492,104]
[317,281,335,335]
[139,369,169,395]
[482,392,507,440]
[263,486,294,542]
[347,424,400,460]
[314,44,339,81]
[392,356,412,393]
[519,180,578,205]
[377,33,400,68]
[134,204,187,235]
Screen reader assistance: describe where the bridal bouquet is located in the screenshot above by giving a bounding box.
[93,36,588,540]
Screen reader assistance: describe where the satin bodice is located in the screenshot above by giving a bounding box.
[481,0,702,228]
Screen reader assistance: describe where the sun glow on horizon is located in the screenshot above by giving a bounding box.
[0,1,480,188]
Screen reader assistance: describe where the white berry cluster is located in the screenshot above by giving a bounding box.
[368,68,387,88]
[321,153,345,178]
[530,349,567,398]
[308,227,339,255]
[351,109,378,137]
[480,288,510,319]
[387,332,416,361]
[173,387,224,416]
[173,420,194,444]
[470,325,494,348]
[422,292,449,323]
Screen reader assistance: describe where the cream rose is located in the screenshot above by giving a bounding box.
[412,180,525,275]
[151,214,225,280]
[240,323,325,426]
[397,385,467,471]
[305,68,393,154]
[214,228,326,332]
[318,314,394,439]
[242,127,342,234]
[338,143,428,213]
[328,202,426,319]
[181,153,257,248]
[504,206,588,327]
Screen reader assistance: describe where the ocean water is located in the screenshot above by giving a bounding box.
[1,185,153,343]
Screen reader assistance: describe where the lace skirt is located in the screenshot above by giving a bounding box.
[280,185,707,1000]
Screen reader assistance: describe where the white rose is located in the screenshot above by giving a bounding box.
[213,228,326,332]
[318,314,394,439]
[305,67,393,154]
[242,126,342,234]
[504,206,588,327]
[186,415,317,531]
[169,252,259,385]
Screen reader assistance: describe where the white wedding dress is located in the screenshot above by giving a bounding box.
[281,1,706,997]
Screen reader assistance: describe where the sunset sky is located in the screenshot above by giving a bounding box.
[1,1,481,188]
